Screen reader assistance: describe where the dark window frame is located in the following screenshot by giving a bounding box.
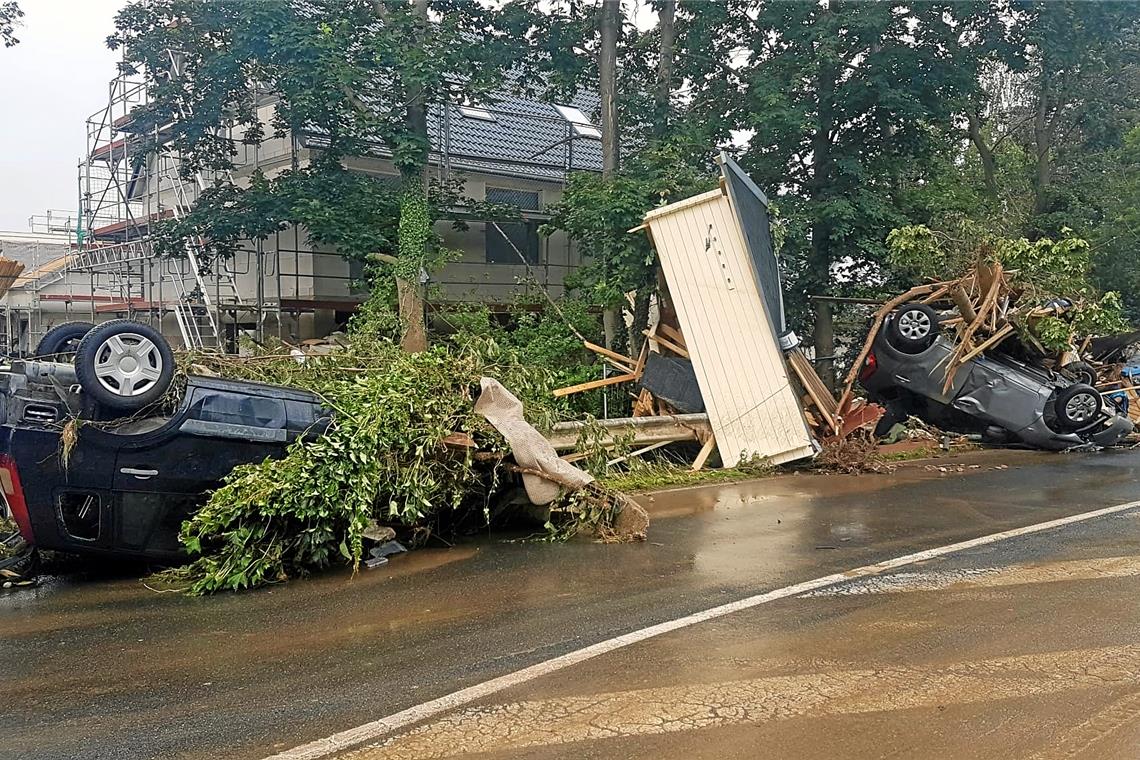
[485,187,542,266]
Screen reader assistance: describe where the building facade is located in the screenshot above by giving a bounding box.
[2,65,602,354]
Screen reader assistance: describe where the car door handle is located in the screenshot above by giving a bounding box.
[120,467,158,480]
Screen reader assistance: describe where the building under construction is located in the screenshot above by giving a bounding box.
[1,56,602,354]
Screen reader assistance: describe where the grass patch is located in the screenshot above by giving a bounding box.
[601,456,775,493]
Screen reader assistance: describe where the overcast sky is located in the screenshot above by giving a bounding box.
[0,0,123,231]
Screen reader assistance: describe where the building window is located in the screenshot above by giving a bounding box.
[485,187,540,265]
[553,104,602,139]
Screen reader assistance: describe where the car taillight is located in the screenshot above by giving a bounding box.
[860,351,878,382]
[0,454,32,543]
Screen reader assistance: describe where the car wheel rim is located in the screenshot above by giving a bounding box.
[898,311,931,340]
[92,333,163,397]
[1065,393,1099,423]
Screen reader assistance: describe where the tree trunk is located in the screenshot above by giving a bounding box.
[1032,87,1053,223]
[966,110,998,199]
[396,0,430,353]
[599,0,621,349]
[630,289,651,357]
[599,0,620,178]
[809,57,838,390]
[654,0,675,135]
[623,0,676,353]
[813,298,835,388]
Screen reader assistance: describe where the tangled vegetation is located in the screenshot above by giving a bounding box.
[887,221,1127,352]
[156,293,621,594]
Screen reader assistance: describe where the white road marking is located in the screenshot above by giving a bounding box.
[264,499,1140,760]
[804,555,1140,596]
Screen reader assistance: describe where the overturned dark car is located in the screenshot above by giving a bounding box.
[860,302,1134,450]
[0,320,327,571]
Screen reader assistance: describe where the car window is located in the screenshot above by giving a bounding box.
[188,389,287,428]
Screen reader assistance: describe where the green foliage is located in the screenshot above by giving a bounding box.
[441,297,606,421]
[886,221,1127,352]
[175,345,499,594]
[162,289,584,593]
[543,143,715,307]
[887,221,1099,299]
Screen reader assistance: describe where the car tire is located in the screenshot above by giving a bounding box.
[1054,383,1102,432]
[885,303,940,354]
[74,320,175,412]
[1061,361,1097,387]
[33,321,94,359]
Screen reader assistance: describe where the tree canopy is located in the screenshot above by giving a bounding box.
[108,0,1140,358]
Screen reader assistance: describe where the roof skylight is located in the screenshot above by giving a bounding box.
[553,104,602,139]
[458,101,496,122]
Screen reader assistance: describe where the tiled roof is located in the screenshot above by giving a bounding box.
[304,90,603,182]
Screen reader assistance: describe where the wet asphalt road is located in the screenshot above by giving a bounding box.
[3,449,1140,760]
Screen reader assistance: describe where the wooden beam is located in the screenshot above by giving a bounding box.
[644,329,689,358]
[656,322,687,348]
[919,283,954,305]
[553,372,639,397]
[607,440,672,467]
[943,263,1004,393]
[690,434,717,471]
[787,348,839,433]
[957,323,1015,364]
[583,341,637,373]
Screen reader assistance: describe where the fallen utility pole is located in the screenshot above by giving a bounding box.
[546,413,711,452]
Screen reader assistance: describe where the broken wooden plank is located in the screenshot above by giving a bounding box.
[690,434,718,471]
[607,441,672,467]
[943,262,1004,393]
[632,387,655,417]
[918,282,953,305]
[633,339,649,373]
[643,329,689,359]
[553,372,639,398]
[957,323,1015,364]
[583,341,638,374]
[656,322,688,349]
[787,347,839,434]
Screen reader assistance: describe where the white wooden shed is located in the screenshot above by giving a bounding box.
[640,179,816,467]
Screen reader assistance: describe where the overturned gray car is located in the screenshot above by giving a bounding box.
[860,302,1134,450]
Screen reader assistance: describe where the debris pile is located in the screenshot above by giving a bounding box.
[549,154,889,476]
[158,329,646,594]
[549,163,1139,473]
[839,227,1139,450]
